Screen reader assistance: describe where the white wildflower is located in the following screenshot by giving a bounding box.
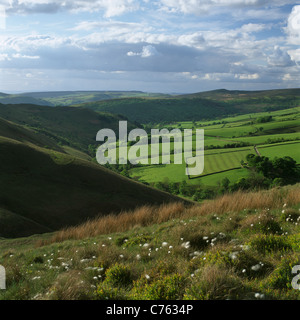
[255,293,265,299]
[229,252,239,260]
[251,264,261,271]
[181,241,190,249]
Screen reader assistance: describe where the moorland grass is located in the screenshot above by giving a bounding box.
[0,184,299,300]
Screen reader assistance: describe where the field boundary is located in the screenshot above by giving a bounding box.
[187,166,241,180]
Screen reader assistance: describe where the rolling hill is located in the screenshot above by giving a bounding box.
[2,89,299,124]
[0,103,138,153]
[0,92,52,106]
[73,96,228,123]
[0,91,170,106]
[72,88,300,124]
[0,104,188,238]
[0,133,186,238]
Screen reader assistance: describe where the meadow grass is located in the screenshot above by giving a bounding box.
[0,184,299,300]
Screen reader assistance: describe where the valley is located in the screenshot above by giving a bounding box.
[0,88,299,301]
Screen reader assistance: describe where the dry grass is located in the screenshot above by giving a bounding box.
[46,270,91,300]
[185,264,241,300]
[45,202,187,244]
[185,186,299,218]
[41,185,300,245]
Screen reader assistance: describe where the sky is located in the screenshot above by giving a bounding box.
[0,0,299,94]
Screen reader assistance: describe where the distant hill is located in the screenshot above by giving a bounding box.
[0,124,186,238]
[182,88,300,100]
[73,97,228,123]
[1,89,299,124]
[72,88,300,124]
[180,88,300,112]
[0,91,170,106]
[0,93,53,106]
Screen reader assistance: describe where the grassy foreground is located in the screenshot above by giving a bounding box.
[0,184,299,300]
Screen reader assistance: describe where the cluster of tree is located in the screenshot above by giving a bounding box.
[256,115,273,123]
[206,142,251,150]
[266,137,299,144]
[239,154,300,188]
[103,162,136,178]
[153,178,217,201]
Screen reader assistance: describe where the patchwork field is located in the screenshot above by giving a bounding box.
[127,107,300,186]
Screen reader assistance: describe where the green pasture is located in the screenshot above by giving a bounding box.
[258,141,300,162]
[174,107,300,129]
[129,147,254,183]
[117,106,300,187]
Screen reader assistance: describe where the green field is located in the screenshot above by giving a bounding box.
[258,141,300,161]
[127,107,300,186]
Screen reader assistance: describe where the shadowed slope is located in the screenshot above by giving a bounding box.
[0,137,187,238]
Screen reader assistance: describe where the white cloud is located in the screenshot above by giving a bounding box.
[72,20,144,32]
[267,46,294,67]
[159,0,297,16]
[0,53,10,61]
[0,4,6,29]
[235,73,260,80]
[0,0,299,92]
[286,5,300,45]
[1,0,138,17]
[288,48,300,64]
[12,53,40,59]
[127,45,159,58]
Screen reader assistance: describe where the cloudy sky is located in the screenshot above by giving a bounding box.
[0,0,299,93]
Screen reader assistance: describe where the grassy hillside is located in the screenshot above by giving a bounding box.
[0,107,187,238]
[72,88,300,124]
[0,103,138,153]
[73,97,230,123]
[0,117,64,152]
[0,135,185,238]
[0,185,299,300]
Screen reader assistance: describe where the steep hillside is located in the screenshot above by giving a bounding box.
[0,117,63,152]
[0,136,186,238]
[0,103,138,152]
